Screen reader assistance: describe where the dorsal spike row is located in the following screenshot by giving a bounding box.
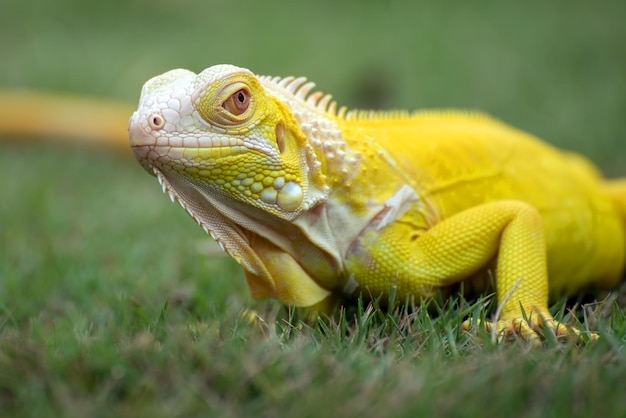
[343,109,414,121]
[277,76,296,89]
[304,92,338,115]
[328,101,337,115]
[285,77,308,93]
[259,73,340,115]
[260,73,451,121]
[317,94,333,109]
[295,81,316,100]
[306,91,323,106]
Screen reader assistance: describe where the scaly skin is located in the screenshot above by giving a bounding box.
[128,64,626,345]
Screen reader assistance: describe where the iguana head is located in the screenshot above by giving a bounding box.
[129,64,327,220]
[128,65,342,305]
[128,64,418,307]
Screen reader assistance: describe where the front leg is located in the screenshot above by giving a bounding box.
[346,200,587,345]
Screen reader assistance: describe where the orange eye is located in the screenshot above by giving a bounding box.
[222,89,250,115]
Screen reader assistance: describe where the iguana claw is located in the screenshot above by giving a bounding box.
[462,314,599,347]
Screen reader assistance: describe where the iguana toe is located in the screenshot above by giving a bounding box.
[462,314,598,346]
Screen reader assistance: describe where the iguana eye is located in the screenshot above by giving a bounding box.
[222,89,250,115]
[195,78,256,127]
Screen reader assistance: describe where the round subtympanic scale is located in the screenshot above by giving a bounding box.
[276,181,303,211]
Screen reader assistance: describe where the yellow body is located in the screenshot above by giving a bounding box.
[127,65,626,343]
[336,114,625,334]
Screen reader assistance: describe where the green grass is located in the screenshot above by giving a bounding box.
[1,144,625,417]
[1,0,626,417]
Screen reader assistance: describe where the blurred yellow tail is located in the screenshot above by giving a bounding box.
[0,90,134,152]
[604,179,626,230]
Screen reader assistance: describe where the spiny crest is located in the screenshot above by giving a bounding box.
[410,109,505,125]
[337,107,501,124]
[259,72,496,123]
[342,109,411,120]
[258,74,340,116]
[259,73,423,122]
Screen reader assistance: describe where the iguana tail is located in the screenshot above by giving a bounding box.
[603,179,626,237]
[0,90,134,152]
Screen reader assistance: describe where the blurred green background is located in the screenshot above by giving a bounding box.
[1,1,625,415]
[1,0,624,172]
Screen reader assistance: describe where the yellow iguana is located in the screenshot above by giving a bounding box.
[3,65,624,345]
[126,64,626,345]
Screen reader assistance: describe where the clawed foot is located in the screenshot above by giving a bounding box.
[461,312,599,347]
